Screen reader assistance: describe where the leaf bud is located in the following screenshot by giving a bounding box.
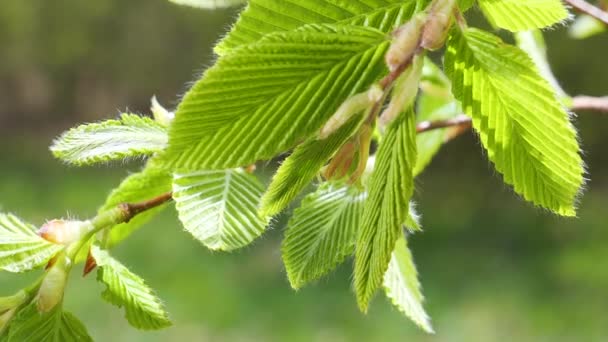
[420,0,456,50]
[38,219,93,245]
[151,96,175,126]
[386,14,426,72]
[380,55,424,127]
[37,254,71,313]
[319,85,383,139]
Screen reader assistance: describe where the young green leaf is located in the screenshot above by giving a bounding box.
[383,235,433,333]
[0,214,63,273]
[91,246,171,330]
[166,24,391,171]
[282,183,366,289]
[445,28,584,216]
[168,0,245,9]
[260,114,365,218]
[99,160,172,247]
[478,0,569,31]
[569,15,606,39]
[173,169,268,251]
[51,114,168,166]
[7,302,92,342]
[215,0,417,55]
[354,108,417,312]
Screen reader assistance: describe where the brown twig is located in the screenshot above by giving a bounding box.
[415,95,608,139]
[416,114,471,133]
[83,192,174,276]
[565,0,608,25]
[118,192,174,223]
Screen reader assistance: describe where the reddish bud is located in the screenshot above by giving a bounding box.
[38,219,92,245]
[421,0,456,51]
[386,14,426,72]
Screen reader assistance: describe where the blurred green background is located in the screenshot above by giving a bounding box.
[1,1,607,341]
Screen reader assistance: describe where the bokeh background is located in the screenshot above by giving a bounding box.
[1,1,607,341]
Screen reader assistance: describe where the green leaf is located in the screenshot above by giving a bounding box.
[260,114,365,218]
[354,108,417,312]
[457,0,475,12]
[478,0,569,31]
[569,14,606,39]
[383,235,433,333]
[7,302,92,342]
[415,59,461,176]
[0,214,63,273]
[215,0,417,55]
[100,160,173,247]
[166,24,392,171]
[445,28,584,216]
[51,114,168,166]
[173,169,268,251]
[282,183,366,289]
[91,246,171,330]
[168,0,245,9]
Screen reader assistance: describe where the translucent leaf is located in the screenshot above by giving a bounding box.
[415,59,461,176]
[478,0,569,31]
[50,114,168,166]
[168,0,245,9]
[100,160,172,247]
[0,214,63,273]
[383,235,433,333]
[569,14,606,39]
[282,183,366,289]
[7,303,92,342]
[215,0,417,55]
[165,24,393,171]
[260,115,365,218]
[445,28,584,216]
[354,108,417,312]
[91,246,171,330]
[173,169,268,251]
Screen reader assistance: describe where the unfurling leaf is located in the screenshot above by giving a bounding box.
[354,108,417,312]
[282,183,366,289]
[383,235,433,333]
[51,114,167,166]
[37,254,71,313]
[0,214,63,273]
[173,169,268,251]
[260,114,365,218]
[445,28,584,216]
[91,246,171,330]
[7,302,92,342]
[165,24,392,170]
[478,0,569,31]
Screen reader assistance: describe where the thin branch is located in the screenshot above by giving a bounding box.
[82,192,173,276]
[415,95,608,137]
[416,114,471,133]
[565,0,608,25]
[118,191,174,223]
[571,95,608,113]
